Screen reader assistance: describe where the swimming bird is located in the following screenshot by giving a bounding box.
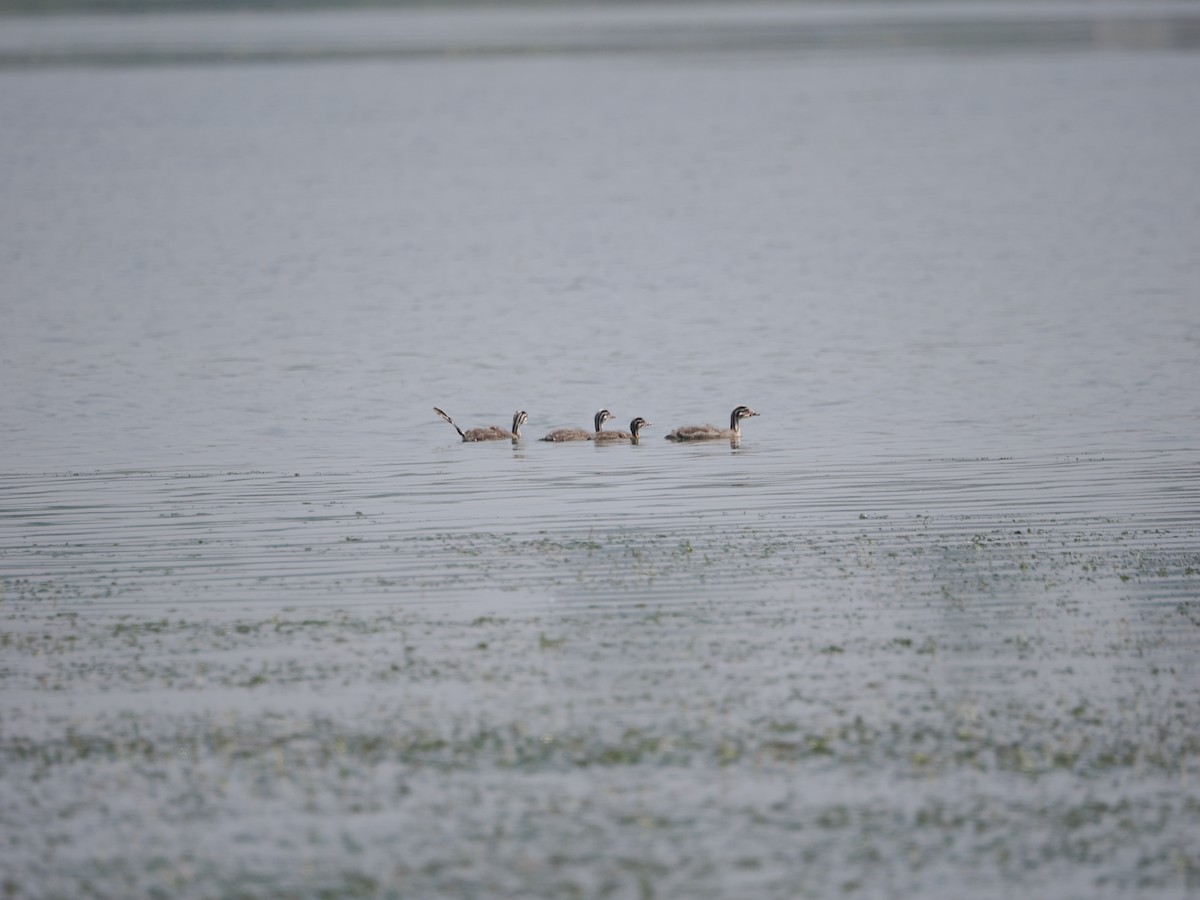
[664,406,759,443]
[434,407,528,442]
[594,417,652,444]
[541,409,615,442]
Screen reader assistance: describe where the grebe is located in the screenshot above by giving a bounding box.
[434,407,528,442]
[664,406,758,443]
[541,409,615,442]
[594,417,651,444]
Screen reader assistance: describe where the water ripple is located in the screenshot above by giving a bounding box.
[2,449,1196,613]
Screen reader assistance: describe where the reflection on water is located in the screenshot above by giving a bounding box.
[1,2,1199,897]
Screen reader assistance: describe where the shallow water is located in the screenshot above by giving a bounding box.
[2,2,1200,897]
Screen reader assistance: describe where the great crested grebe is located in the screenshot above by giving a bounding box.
[664,406,758,442]
[541,409,615,442]
[434,407,528,442]
[594,417,651,444]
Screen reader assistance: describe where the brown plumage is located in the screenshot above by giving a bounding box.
[664,406,759,443]
[594,417,652,444]
[434,407,528,442]
[541,409,615,442]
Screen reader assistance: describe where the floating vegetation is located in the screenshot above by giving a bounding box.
[3,450,1199,898]
[3,507,1198,895]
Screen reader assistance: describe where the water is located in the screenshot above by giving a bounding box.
[2,2,1199,897]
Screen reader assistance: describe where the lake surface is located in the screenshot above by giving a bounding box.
[2,2,1199,897]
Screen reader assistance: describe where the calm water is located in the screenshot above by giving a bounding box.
[2,2,1199,897]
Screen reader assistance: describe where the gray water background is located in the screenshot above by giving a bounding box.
[2,2,1199,897]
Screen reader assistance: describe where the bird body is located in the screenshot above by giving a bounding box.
[594,417,651,443]
[665,406,758,442]
[434,408,528,442]
[541,409,615,442]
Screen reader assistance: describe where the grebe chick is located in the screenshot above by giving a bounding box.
[664,406,759,443]
[541,409,615,442]
[594,417,652,444]
[434,407,528,442]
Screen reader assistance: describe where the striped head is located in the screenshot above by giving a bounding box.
[729,406,759,430]
[629,417,651,439]
[593,409,616,432]
[511,410,529,437]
